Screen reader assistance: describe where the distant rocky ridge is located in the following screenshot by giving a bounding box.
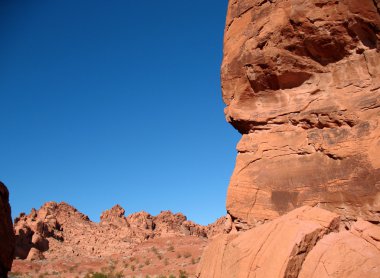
[14,202,227,260]
[0,182,15,278]
[222,0,380,229]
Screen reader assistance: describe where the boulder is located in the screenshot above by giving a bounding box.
[197,206,380,278]
[197,206,340,277]
[26,248,45,261]
[299,220,380,277]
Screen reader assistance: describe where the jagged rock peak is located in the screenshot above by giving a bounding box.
[100,204,127,224]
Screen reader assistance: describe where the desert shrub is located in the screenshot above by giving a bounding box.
[183,252,191,258]
[112,272,124,278]
[169,275,176,278]
[145,258,151,265]
[176,253,182,259]
[167,245,175,252]
[164,258,169,266]
[108,262,116,272]
[9,272,23,278]
[179,270,188,278]
[89,273,108,278]
[130,265,135,271]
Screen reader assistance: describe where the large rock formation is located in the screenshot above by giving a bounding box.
[14,202,226,260]
[197,1,380,277]
[0,182,15,278]
[222,0,380,228]
[197,206,380,278]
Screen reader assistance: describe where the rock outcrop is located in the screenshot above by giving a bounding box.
[14,202,226,260]
[0,182,15,278]
[197,1,380,277]
[222,0,380,228]
[197,206,380,278]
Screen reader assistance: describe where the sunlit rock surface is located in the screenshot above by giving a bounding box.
[222,0,380,228]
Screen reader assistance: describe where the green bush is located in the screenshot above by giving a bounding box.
[90,273,108,278]
[179,270,188,278]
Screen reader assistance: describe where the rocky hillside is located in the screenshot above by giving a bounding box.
[222,0,380,229]
[0,182,15,278]
[14,202,227,261]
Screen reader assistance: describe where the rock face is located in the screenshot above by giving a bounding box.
[222,0,380,227]
[0,182,15,278]
[14,202,226,260]
[197,206,380,278]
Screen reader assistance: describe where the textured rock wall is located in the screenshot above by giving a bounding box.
[0,182,15,278]
[197,206,380,278]
[223,0,380,228]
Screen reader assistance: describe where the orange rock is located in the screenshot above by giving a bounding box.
[0,182,15,278]
[197,206,380,278]
[14,202,225,260]
[197,206,340,278]
[100,204,129,226]
[26,248,45,261]
[299,221,380,278]
[222,0,380,228]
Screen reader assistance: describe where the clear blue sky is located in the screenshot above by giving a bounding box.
[0,0,239,225]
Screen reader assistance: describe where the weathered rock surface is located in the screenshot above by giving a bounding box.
[223,0,380,227]
[299,220,380,278]
[197,206,380,278]
[0,182,15,278]
[14,202,226,260]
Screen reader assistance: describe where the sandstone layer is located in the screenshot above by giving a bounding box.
[223,0,380,228]
[197,206,380,278]
[0,182,15,278]
[14,202,226,260]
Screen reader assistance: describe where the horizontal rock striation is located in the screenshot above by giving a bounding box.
[222,0,380,228]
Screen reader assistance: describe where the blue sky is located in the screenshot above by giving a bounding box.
[0,0,239,225]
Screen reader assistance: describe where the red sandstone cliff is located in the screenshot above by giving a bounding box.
[222,0,380,229]
[0,182,15,278]
[197,0,380,277]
